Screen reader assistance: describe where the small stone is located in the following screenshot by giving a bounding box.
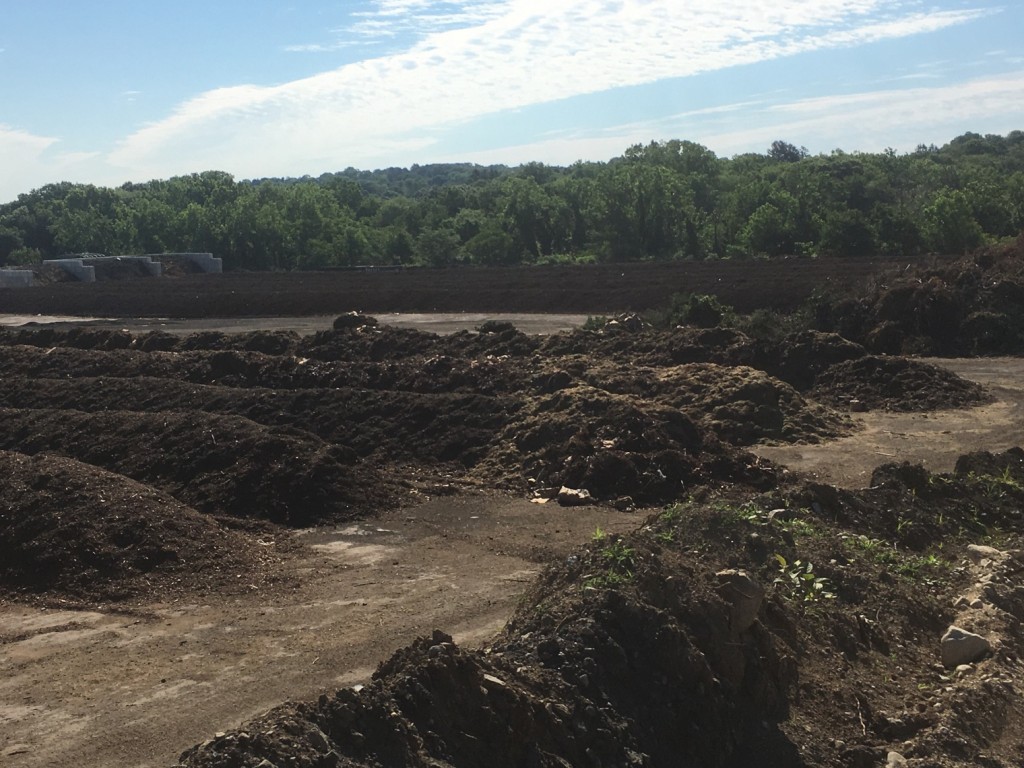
[953,595,970,609]
[969,598,984,609]
[482,673,507,688]
[886,751,908,767]
[941,625,991,668]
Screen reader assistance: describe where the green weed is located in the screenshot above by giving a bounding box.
[773,554,836,602]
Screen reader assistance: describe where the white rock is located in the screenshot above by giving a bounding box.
[941,625,991,668]
[954,664,974,679]
[887,752,908,767]
[715,569,764,634]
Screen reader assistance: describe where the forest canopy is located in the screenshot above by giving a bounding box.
[1,131,1023,271]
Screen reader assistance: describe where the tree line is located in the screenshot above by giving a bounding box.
[1,131,1023,270]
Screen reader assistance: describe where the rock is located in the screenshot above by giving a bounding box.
[940,625,991,668]
[715,569,764,634]
[557,486,593,506]
[617,313,644,333]
[954,664,974,679]
[886,751,908,767]
[967,544,1003,564]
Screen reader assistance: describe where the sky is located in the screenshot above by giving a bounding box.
[1,0,1023,203]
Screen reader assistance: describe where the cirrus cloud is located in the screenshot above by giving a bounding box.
[106,0,995,181]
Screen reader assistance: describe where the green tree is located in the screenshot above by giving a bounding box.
[924,188,984,253]
[819,209,877,256]
[414,227,461,267]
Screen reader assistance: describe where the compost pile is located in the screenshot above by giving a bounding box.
[0,450,278,602]
[0,317,989,603]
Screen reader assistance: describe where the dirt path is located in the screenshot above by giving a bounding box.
[754,357,1024,487]
[3,356,1023,767]
[0,496,635,768]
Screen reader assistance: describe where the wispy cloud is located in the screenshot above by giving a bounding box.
[286,1,507,51]
[107,0,994,181]
[437,71,1024,167]
[670,72,1024,157]
[0,125,61,200]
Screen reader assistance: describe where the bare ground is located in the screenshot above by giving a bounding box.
[754,357,1024,487]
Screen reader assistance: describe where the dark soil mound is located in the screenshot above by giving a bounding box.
[810,355,992,411]
[0,319,986,521]
[0,408,391,526]
[953,446,1024,481]
[177,450,1024,768]
[752,330,867,390]
[815,234,1024,356]
[0,450,273,602]
[2,256,944,319]
[645,363,851,445]
[475,386,778,505]
[0,375,517,466]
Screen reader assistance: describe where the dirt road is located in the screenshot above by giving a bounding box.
[754,357,1024,487]
[0,496,635,767]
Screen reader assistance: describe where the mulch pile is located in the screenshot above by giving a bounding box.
[0,450,276,602]
[0,317,990,604]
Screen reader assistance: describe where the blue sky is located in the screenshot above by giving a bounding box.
[1,0,1022,202]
